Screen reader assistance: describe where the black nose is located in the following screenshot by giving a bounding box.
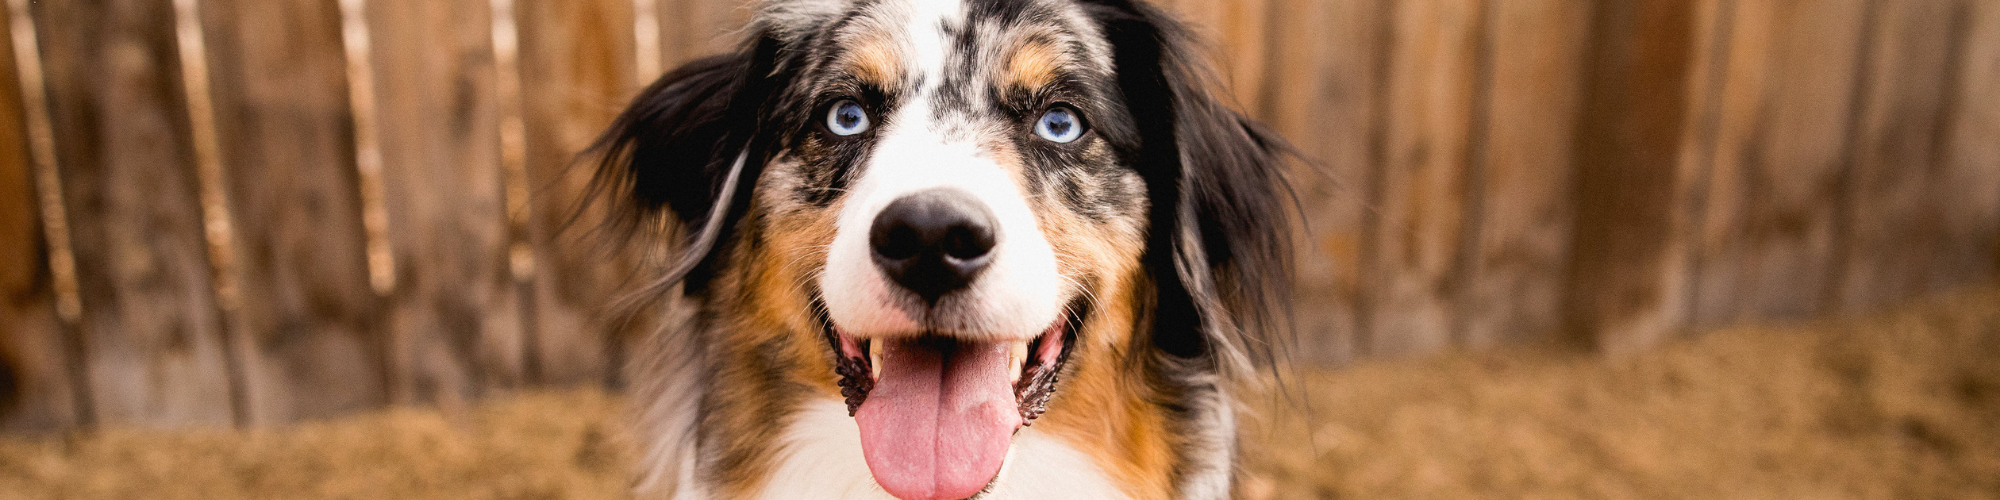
[869,188,999,302]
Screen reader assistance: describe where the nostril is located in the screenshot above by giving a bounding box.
[874,224,922,260]
[942,223,994,260]
[867,188,1000,300]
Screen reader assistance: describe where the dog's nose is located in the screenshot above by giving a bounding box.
[869,188,998,302]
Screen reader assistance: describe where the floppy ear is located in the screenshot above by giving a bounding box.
[1086,0,1295,377]
[595,54,753,226]
[588,35,798,294]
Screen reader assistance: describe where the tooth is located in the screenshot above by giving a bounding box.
[1008,341,1029,383]
[869,340,884,381]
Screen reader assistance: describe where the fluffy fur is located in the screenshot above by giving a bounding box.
[589,1,1293,498]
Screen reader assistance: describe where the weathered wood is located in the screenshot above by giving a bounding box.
[0,3,78,433]
[1678,0,1761,327]
[1458,0,1589,348]
[1258,0,1380,364]
[651,0,746,73]
[1157,0,1272,112]
[1366,0,1482,357]
[199,0,385,424]
[1943,0,2000,283]
[1835,0,1967,311]
[1684,0,1869,326]
[1562,0,1699,353]
[516,0,639,387]
[33,0,237,428]
[367,0,523,407]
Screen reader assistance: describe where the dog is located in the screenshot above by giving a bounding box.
[590,0,1292,498]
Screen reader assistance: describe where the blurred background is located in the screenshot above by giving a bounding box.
[0,0,1997,498]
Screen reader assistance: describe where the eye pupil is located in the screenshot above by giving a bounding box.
[1034,107,1083,143]
[827,100,870,136]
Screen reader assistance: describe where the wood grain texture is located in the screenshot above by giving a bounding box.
[1562,0,1699,353]
[1367,0,1482,357]
[1157,0,1272,112]
[0,6,77,433]
[1685,0,1869,326]
[1259,0,1380,364]
[1944,0,2000,283]
[1458,0,1588,348]
[367,0,523,407]
[516,0,638,387]
[1679,0,1762,327]
[33,0,236,428]
[199,0,385,425]
[650,0,747,73]
[1835,0,1965,311]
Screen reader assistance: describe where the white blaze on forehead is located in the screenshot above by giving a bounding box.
[903,0,964,90]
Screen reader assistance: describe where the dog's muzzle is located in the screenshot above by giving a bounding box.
[869,187,998,302]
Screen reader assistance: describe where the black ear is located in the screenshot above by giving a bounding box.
[594,54,754,225]
[588,35,796,294]
[1085,0,1295,375]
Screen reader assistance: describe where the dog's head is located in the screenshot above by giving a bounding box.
[595,1,1289,498]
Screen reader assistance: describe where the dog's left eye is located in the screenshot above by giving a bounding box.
[1034,106,1084,143]
[826,100,871,136]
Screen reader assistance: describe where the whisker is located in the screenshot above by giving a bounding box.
[781,244,834,273]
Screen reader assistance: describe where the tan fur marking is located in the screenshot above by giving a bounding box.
[1032,268,1174,500]
[702,180,846,498]
[843,35,903,88]
[1018,154,1166,499]
[1005,40,1066,92]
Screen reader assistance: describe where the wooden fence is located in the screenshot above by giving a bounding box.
[1,0,1996,433]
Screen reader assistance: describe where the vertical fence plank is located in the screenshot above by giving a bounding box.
[1945,0,2000,281]
[367,0,522,407]
[1925,0,2000,289]
[653,0,747,73]
[32,0,236,428]
[1836,0,1966,311]
[1686,0,1868,326]
[0,5,77,432]
[199,0,386,424]
[517,0,637,386]
[1156,0,1271,118]
[1562,0,1699,353]
[1261,0,1381,364]
[1459,0,1589,348]
[1365,0,1482,357]
[1680,0,1763,327]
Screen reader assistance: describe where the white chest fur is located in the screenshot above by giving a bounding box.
[752,399,1131,500]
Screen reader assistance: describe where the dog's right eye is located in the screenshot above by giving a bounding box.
[826,100,871,136]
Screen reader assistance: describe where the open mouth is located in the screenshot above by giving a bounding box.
[819,300,1081,500]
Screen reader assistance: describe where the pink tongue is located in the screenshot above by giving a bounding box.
[856,339,1022,500]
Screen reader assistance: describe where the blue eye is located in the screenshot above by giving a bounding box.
[826,100,870,136]
[1034,107,1083,143]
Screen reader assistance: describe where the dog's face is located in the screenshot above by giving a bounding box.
[767,3,1147,497]
[596,1,1290,499]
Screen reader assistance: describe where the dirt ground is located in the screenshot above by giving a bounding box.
[2,287,1996,500]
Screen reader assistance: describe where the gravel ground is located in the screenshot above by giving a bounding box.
[3,287,1995,500]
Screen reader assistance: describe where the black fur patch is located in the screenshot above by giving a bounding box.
[1077,0,1296,364]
